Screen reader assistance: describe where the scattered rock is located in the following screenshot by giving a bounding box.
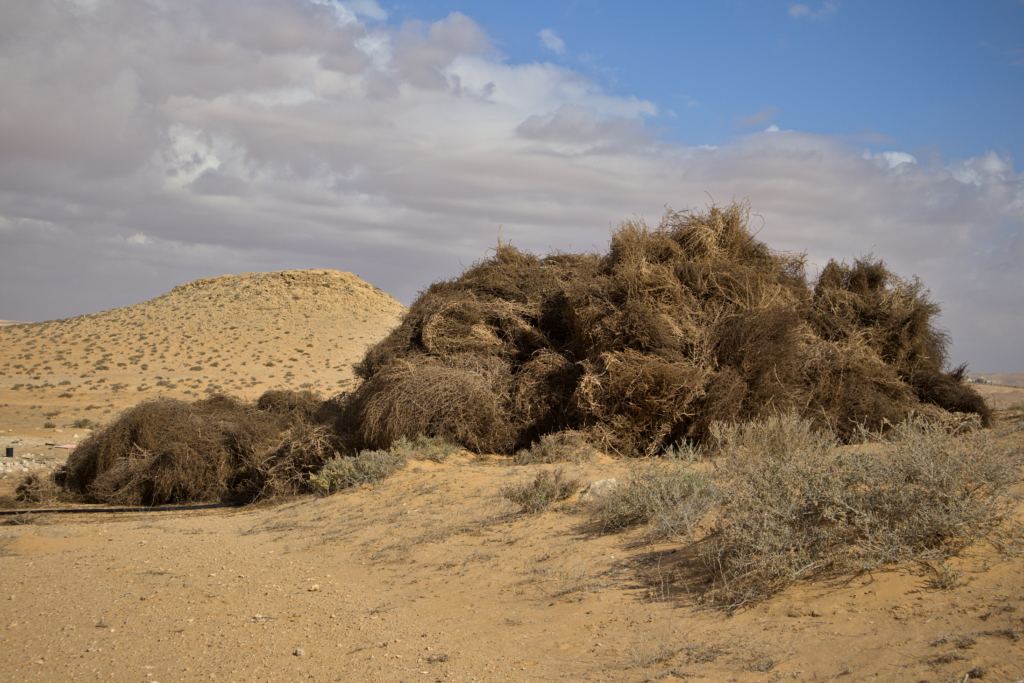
[578,479,618,503]
[293,648,305,657]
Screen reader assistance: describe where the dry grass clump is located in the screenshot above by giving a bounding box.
[13,472,67,506]
[256,389,322,421]
[697,412,1022,611]
[390,435,462,463]
[513,430,597,465]
[308,449,407,495]
[501,468,582,513]
[56,390,336,505]
[594,451,715,537]
[346,202,988,456]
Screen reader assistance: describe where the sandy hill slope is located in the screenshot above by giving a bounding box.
[0,269,406,437]
[976,372,1024,387]
[971,373,1024,409]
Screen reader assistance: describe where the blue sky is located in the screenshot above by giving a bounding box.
[403,1,1024,161]
[0,0,1022,370]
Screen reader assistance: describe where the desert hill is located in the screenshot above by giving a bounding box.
[0,269,406,434]
[974,372,1024,387]
[970,373,1024,409]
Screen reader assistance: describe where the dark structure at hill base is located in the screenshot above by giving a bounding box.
[342,202,988,456]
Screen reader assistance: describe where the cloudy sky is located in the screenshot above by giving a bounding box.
[1,0,1022,371]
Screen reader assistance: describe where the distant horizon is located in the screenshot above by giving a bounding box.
[2,263,1020,376]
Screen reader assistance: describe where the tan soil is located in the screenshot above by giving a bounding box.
[2,274,1023,682]
[971,373,1024,411]
[975,373,1024,387]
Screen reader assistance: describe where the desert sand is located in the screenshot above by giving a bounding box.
[971,374,1024,411]
[1,271,1023,682]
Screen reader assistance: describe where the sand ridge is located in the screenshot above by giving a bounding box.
[0,269,405,436]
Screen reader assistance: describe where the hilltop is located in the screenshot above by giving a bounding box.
[0,269,406,435]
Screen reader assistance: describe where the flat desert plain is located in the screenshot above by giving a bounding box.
[1,270,1023,683]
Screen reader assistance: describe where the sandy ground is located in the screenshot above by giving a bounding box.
[971,374,1024,411]
[2,437,1024,683]
[2,272,1023,682]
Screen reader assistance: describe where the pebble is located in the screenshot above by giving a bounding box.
[293,648,305,657]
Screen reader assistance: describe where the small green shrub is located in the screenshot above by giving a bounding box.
[501,468,582,513]
[72,419,97,429]
[308,449,407,495]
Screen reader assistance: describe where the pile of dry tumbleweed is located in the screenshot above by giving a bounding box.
[343,202,988,456]
[54,391,338,506]
[42,202,990,505]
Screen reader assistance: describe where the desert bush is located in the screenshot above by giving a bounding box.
[56,389,335,505]
[698,412,1022,611]
[72,419,97,429]
[308,448,407,495]
[255,421,340,498]
[256,388,321,421]
[390,435,461,462]
[513,430,597,465]
[596,460,716,536]
[354,355,514,454]
[344,202,986,457]
[501,468,582,513]
[14,472,66,505]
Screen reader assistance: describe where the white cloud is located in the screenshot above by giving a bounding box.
[736,106,778,128]
[346,0,386,21]
[538,28,566,55]
[764,124,781,133]
[862,151,918,169]
[949,150,1017,186]
[0,0,1020,370]
[308,0,386,25]
[789,2,839,20]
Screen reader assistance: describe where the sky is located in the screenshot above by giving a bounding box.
[1,0,1022,371]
